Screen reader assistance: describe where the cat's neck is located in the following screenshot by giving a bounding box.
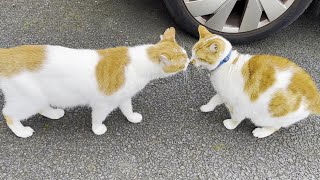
[128,45,166,80]
[209,50,239,72]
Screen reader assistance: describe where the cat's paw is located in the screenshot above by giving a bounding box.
[223,119,239,130]
[252,128,277,138]
[127,113,142,123]
[200,105,214,112]
[40,108,65,120]
[11,126,35,138]
[92,124,107,135]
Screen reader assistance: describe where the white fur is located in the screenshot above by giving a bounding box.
[193,36,312,138]
[1,45,188,138]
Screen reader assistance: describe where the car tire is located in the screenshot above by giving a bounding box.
[164,0,313,43]
[307,0,320,17]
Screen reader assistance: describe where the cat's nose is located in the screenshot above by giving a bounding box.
[191,59,196,65]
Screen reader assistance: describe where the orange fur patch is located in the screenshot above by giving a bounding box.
[193,38,225,65]
[162,63,186,73]
[312,98,320,115]
[147,41,187,73]
[269,90,302,117]
[0,45,46,77]
[198,25,214,39]
[147,41,187,64]
[232,55,240,64]
[244,55,320,117]
[241,55,289,101]
[4,115,13,125]
[192,35,217,53]
[287,68,320,115]
[147,28,187,73]
[96,47,130,96]
[161,27,176,42]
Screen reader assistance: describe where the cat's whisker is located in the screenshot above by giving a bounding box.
[194,65,201,75]
[182,70,191,102]
[184,72,188,97]
[186,70,190,94]
[186,70,190,86]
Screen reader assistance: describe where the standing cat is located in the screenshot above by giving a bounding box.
[0,27,189,138]
[191,25,320,138]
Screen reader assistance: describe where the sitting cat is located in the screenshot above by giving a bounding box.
[191,25,320,138]
[0,27,189,138]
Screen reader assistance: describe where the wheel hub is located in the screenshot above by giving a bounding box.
[184,0,295,33]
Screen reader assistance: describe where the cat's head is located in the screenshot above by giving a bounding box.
[191,25,232,70]
[147,27,189,75]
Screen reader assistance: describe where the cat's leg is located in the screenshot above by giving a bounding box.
[39,107,65,120]
[1,77,47,138]
[91,105,114,135]
[3,115,34,138]
[119,99,142,123]
[223,109,245,130]
[200,94,224,112]
[223,119,243,130]
[2,104,40,138]
[252,127,280,138]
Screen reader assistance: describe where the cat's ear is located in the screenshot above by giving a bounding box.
[198,25,212,39]
[161,27,176,42]
[209,43,218,53]
[160,54,170,65]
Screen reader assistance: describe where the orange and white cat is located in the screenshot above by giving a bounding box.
[192,26,320,138]
[0,27,189,138]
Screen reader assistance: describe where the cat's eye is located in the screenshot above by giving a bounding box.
[209,44,218,52]
[178,65,184,70]
[198,58,207,62]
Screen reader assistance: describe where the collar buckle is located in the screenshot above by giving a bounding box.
[217,51,232,68]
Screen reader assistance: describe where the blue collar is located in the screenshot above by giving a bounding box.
[216,51,232,68]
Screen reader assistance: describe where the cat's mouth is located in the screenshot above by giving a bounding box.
[191,58,201,67]
[199,65,206,70]
[191,59,207,70]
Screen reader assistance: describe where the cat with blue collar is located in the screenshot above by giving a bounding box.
[191,25,320,138]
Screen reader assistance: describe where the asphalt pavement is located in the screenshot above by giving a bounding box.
[0,0,319,179]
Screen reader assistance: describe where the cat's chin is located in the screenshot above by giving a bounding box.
[198,65,209,70]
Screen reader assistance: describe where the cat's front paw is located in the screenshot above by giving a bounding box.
[127,112,142,123]
[92,124,107,135]
[11,126,35,138]
[223,119,240,130]
[200,105,214,112]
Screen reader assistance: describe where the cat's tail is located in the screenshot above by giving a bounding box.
[310,95,320,115]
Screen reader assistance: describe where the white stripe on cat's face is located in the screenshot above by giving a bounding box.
[191,26,232,71]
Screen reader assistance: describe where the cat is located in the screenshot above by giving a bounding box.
[0,27,189,138]
[191,25,320,138]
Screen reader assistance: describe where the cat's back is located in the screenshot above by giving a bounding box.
[0,45,46,77]
[0,45,101,106]
[235,54,318,125]
[214,54,319,123]
[0,45,100,78]
[241,55,318,103]
[45,45,99,73]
